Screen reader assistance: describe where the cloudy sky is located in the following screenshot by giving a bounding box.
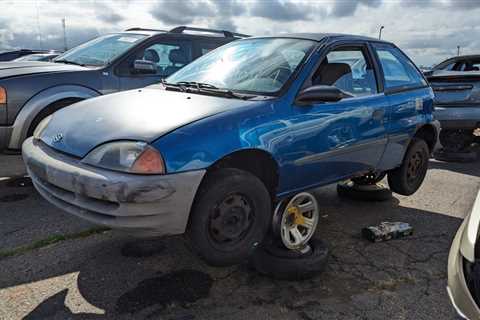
[0,0,479,66]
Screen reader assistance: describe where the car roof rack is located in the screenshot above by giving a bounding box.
[169,26,249,38]
[125,28,168,33]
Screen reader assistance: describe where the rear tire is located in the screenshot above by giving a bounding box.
[187,168,272,266]
[388,138,429,196]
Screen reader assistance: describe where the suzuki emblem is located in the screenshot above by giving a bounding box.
[52,133,63,143]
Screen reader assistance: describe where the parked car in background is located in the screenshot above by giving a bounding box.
[0,49,53,61]
[0,26,247,153]
[23,33,438,266]
[425,56,480,158]
[431,55,480,72]
[447,189,480,320]
[13,52,61,62]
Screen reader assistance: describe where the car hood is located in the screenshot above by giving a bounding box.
[0,61,87,79]
[40,88,258,158]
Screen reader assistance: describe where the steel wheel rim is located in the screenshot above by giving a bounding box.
[208,193,254,249]
[407,150,425,183]
[279,192,319,250]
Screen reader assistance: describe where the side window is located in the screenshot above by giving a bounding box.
[374,46,427,90]
[198,42,219,55]
[119,41,192,77]
[311,46,378,97]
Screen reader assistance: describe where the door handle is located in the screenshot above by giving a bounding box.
[372,109,385,121]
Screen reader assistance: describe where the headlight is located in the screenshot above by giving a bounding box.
[33,115,53,140]
[81,141,166,174]
[0,86,6,104]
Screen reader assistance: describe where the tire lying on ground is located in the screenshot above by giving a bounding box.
[337,180,392,202]
[250,238,329,280]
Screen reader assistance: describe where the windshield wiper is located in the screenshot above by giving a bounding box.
[174,81,252,100]
[54,59,86,67]
[160,79,187,92]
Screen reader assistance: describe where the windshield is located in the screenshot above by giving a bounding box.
[54,33,146,66]
[167,38,316,94]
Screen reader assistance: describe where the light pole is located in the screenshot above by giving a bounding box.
[457,46,461,56]
[378,26,385,40]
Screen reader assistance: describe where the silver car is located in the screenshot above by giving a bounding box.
[448,189,480,319]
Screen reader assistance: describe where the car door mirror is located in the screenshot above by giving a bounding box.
[132,60,157,74]
[296,85,352,104]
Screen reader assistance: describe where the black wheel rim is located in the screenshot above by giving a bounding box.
[208,193,255,250]
[406,150,425,184]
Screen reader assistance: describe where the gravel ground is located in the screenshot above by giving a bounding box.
[0,155,479,320]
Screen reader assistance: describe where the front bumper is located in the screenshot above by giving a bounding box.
[448,190,480,320]
[22,137,206,236]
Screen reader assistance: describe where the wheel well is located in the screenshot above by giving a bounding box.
[414,124,437,153]
[27,97,84,137]
[209,149,279,199]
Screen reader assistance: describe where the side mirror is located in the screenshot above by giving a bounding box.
[132,60,157,74]
[296,85,352,104]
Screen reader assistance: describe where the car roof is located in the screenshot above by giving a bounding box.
[444,54,480,61]
[248,33,383,43]
[121,26,249,39]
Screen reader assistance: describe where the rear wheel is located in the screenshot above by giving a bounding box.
[388,138,429,196]
[187,168,272,266]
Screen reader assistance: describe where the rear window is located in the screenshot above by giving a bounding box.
[374,46,427,90]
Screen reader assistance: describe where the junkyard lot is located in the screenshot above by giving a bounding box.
[0,154,479,319]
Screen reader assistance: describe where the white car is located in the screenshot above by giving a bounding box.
[448,189,480,319]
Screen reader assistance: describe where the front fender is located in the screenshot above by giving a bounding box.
[153,101,280,173]
[9,85,100,149]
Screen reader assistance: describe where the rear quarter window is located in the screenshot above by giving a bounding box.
[374,46,427,91]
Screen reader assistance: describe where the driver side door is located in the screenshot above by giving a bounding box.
[279,43,390,192]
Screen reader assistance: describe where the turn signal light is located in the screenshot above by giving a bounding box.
[131,147,165,174]
[0,87,6,104]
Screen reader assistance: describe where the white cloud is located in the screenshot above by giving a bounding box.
[0,0,479,66]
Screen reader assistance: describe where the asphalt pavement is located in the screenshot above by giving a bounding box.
[0,154,479,319]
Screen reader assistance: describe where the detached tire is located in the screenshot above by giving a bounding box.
[250,239,329,281]
[388,138,429,196]
[187,168,272,267]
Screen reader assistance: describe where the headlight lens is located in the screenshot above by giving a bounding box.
[33,115,53,140]
[81,141,166,174]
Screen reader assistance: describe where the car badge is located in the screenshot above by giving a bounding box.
[52,133,63,143]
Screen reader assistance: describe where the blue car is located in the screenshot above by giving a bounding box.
[22,33,439,266]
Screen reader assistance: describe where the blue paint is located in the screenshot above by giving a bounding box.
[154,37,435,198]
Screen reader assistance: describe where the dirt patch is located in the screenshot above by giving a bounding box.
[121,239,166,258]
[116,269,213,314]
